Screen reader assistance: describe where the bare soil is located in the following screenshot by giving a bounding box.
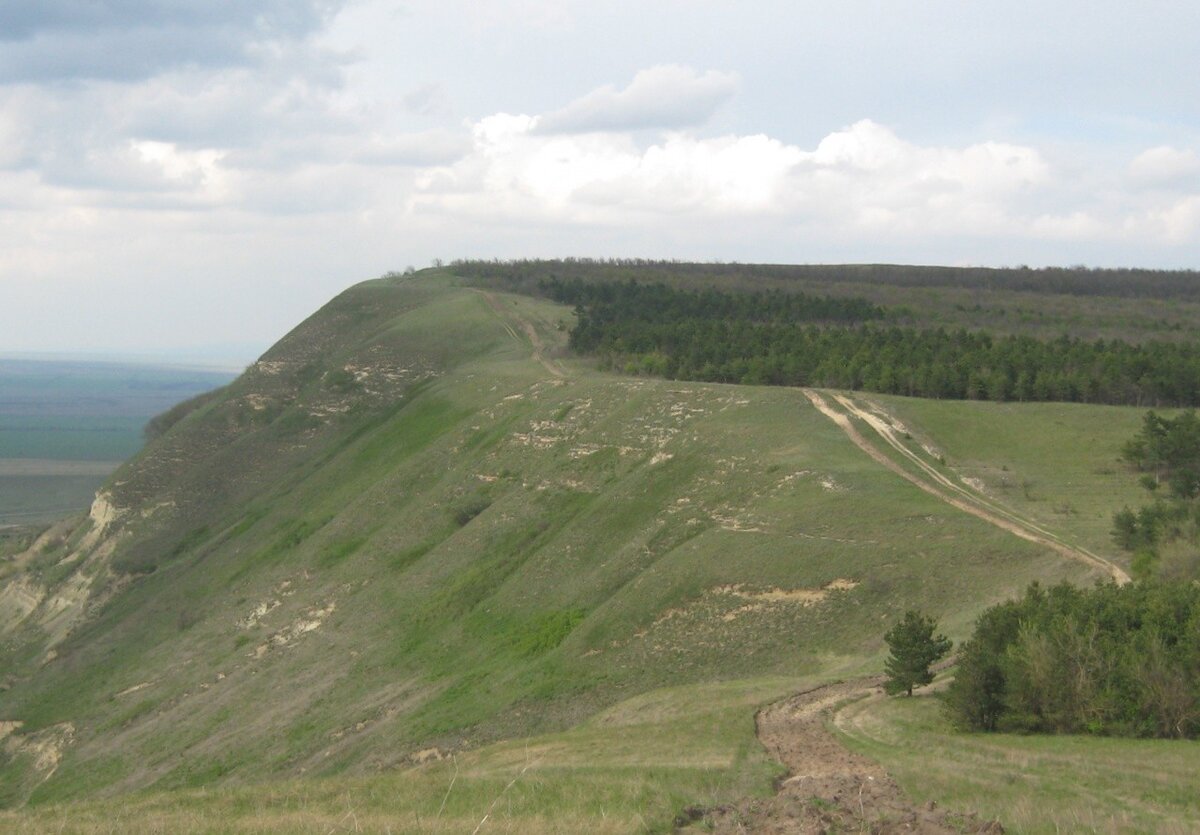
[683,677,1003,834]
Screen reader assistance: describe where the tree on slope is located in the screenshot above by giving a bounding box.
[884,611,952,696]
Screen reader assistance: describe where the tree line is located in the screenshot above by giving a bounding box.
[450,258,1200,302]
[541,276,884,325]
[945,581,1200,738]
[544,278,1200,407]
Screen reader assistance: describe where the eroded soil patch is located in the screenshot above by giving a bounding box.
[687,678,1002,834]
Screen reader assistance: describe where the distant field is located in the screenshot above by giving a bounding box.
[0,415,146,461]
[0,359,234,525]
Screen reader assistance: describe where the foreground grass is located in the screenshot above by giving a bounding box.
[834,688,1200,834]
[0,677,800,833]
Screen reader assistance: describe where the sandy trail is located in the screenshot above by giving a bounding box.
[692,677,1001,833]
[801,389,1130,585]
[475,290,565,379]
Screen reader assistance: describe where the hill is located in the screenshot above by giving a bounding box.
[0,266,1185,830]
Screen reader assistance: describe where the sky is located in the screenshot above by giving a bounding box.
[1,0,1198,364]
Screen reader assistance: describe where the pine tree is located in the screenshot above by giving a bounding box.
[883,611,952,696]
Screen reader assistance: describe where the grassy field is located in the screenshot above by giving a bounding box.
[835,686,1200,834]
[0,471,114,526]
[875,396,1148,558]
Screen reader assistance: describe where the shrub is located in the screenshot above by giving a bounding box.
[945,581,1200,738]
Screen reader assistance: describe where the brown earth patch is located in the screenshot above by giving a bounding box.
[685,678,1002,834]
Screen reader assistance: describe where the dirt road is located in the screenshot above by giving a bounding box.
[801,389,1130,585]
[475,290,565,379]
[690,677,1001,833]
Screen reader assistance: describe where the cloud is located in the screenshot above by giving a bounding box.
[402,82,450,117]
[405,113,1200,252]
[536,65,738,134]
[1129,146,1200,188]
[0,0,346,83]
[0,1,338,40]
[0,33,361,194]
[354,130,473,166]
[413,117,1055,232]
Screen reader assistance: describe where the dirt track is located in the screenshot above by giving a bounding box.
[801,389,1130,585]
[689,677,1002,833]
[475,290,565,378]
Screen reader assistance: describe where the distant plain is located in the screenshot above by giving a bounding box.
[0,360,234,524]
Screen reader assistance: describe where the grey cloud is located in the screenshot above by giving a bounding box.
[0,28,247,83]
[536,65,737,134]
[0,0,345,82]
[0,1,340,40]
[402,83,449,117]
[354,130,473,167]
[120,60,357,149]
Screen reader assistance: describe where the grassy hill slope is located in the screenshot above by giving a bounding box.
[0,270,1138,827]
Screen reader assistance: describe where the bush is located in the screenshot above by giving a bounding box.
[144,388,225,440]
[452,497,492,527]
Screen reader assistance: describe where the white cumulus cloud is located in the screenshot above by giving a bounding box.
[414,116,1057,239]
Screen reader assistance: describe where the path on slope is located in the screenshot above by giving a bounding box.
[801,389,1130,585]
[475,290,565,379]
[694,676,1001,833]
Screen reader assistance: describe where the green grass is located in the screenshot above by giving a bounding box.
[834,688,1200,833]
[0,676,800,833]
[876,395,1148,557]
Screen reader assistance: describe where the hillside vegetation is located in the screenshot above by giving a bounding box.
[2,263,1188,830]
[947,581,1200,737]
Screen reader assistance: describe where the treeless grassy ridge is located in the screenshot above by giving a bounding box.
[0,268,1173,830]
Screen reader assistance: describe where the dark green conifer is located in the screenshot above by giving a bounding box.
[883,611,952,696]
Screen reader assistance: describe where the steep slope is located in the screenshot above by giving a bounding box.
[0,272,1103,808]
